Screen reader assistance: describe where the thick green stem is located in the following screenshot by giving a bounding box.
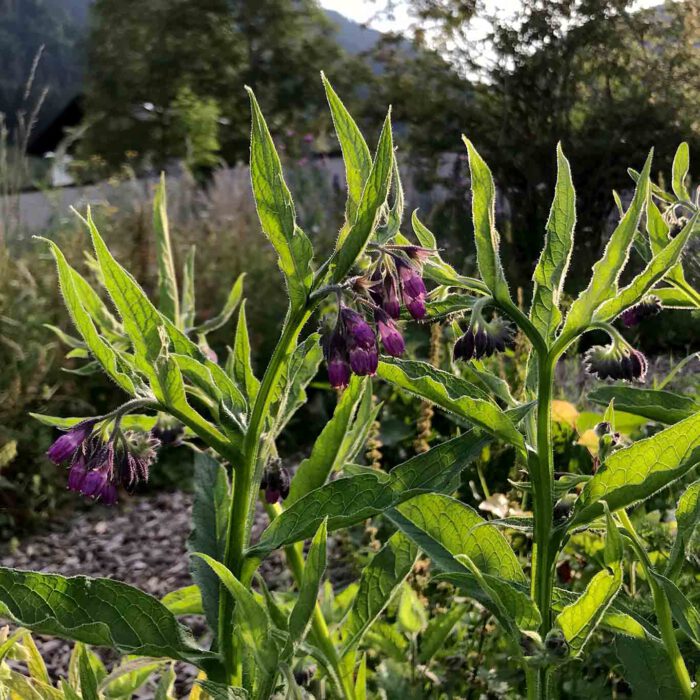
[531,353,556,699]
[618,510,693,699]
[218,308,310,680]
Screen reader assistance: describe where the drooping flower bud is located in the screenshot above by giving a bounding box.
[67,457,88,493]
[453,329,475,361]
[374,308,405,357]
[151,415,184,446]
[453,318,513,363]
[395,259,427,320]
[348,341,379,376]
[584,344,648,382]
[322,328,351,390]
[620,295,661,327]
[381,273,401,319]
[47,420,95,464]
[120,431,161,488]
[340,306,376,349]
[260,461,291,504]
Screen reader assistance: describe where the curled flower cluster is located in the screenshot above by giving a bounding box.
[47,420,160,505]
[620,295,661,327]
[453,317,513,362]
[584,344,648,382]
[260,460,290,504]
[322,246,431,389]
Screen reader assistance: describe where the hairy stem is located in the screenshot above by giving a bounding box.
[617,509,693,698]
[218,308,311,680]
[531,352,555,699]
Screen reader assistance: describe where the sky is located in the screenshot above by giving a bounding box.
[320,0,663,33]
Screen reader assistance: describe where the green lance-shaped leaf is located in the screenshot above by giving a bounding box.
[192,554,278,674]
[195,680,249,699]
[153,174,180,324]
[284,520,328,657]
[188,451,231,634]
[654,286,699,309]
[78,645,100,700]
[269,333,323,437]
[31,413,157,432]
[194,273,245,335]
[153,664,176,700]
[377,358,525,452]
[161,585,203,616]
[561,150,653,338]
[530,143,576,342]
[572,411,700,526]
[246,87,313,311]
[41,239,136,395]
[615,636,686,699]
[248,430,486,556]
[321,72,372,227]
[331,109,393,283]
[672,142,691,201]
[650,571,700,647]
[231,300,260,405]
[666,479,700,579]
[594,213,699,324]
[181,246,196,330]
[341,531,418,655]
[554,562,623,656]
[0,669,62,700]
[0,568,218,668]
[646,198,693,293]
[99,658,164,699]
[69,264,122,336]
[588,386,699,425]
[418,603,469,664]
[286,376,367,506]
[463,138,511,303]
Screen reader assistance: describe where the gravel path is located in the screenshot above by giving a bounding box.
[0,489,353,696]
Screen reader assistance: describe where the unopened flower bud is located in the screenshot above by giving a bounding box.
[620,296,661,327]
[47,420,95,464]
[375,309,405,357]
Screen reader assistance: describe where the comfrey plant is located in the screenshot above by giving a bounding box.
[0,73,697,700]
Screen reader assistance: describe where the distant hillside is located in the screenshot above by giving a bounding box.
[0,1,390,141]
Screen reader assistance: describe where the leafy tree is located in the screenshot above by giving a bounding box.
[81,0,350,169]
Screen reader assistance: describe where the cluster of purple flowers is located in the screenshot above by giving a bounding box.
[453,318,513,362]
[584,344,648,382]
[47,420,160,505]
[620,295,661,328]
[322,246,431,389]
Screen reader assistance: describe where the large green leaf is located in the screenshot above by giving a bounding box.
[246,87,313,311]
[463,138,511,302]
[615,636,685,699]
[331,111,393,283]
[554,563,623,656]
[530,143,576,342]
[0,568,217,668]
[42,239,136,395]
[666,479,700,579]
[594,213,698,324]
[286,376,366,506]
[561,151,652,338]
[285,520,328,656]
[152,174,180,323]
[389,493,525,582]
[588,386,699,425]
[248,431,486,556]
[342,532,418,655]
[188,452,231,634]
[572,411,700,525]
[377,358,525,451]
[322,73,372,227]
